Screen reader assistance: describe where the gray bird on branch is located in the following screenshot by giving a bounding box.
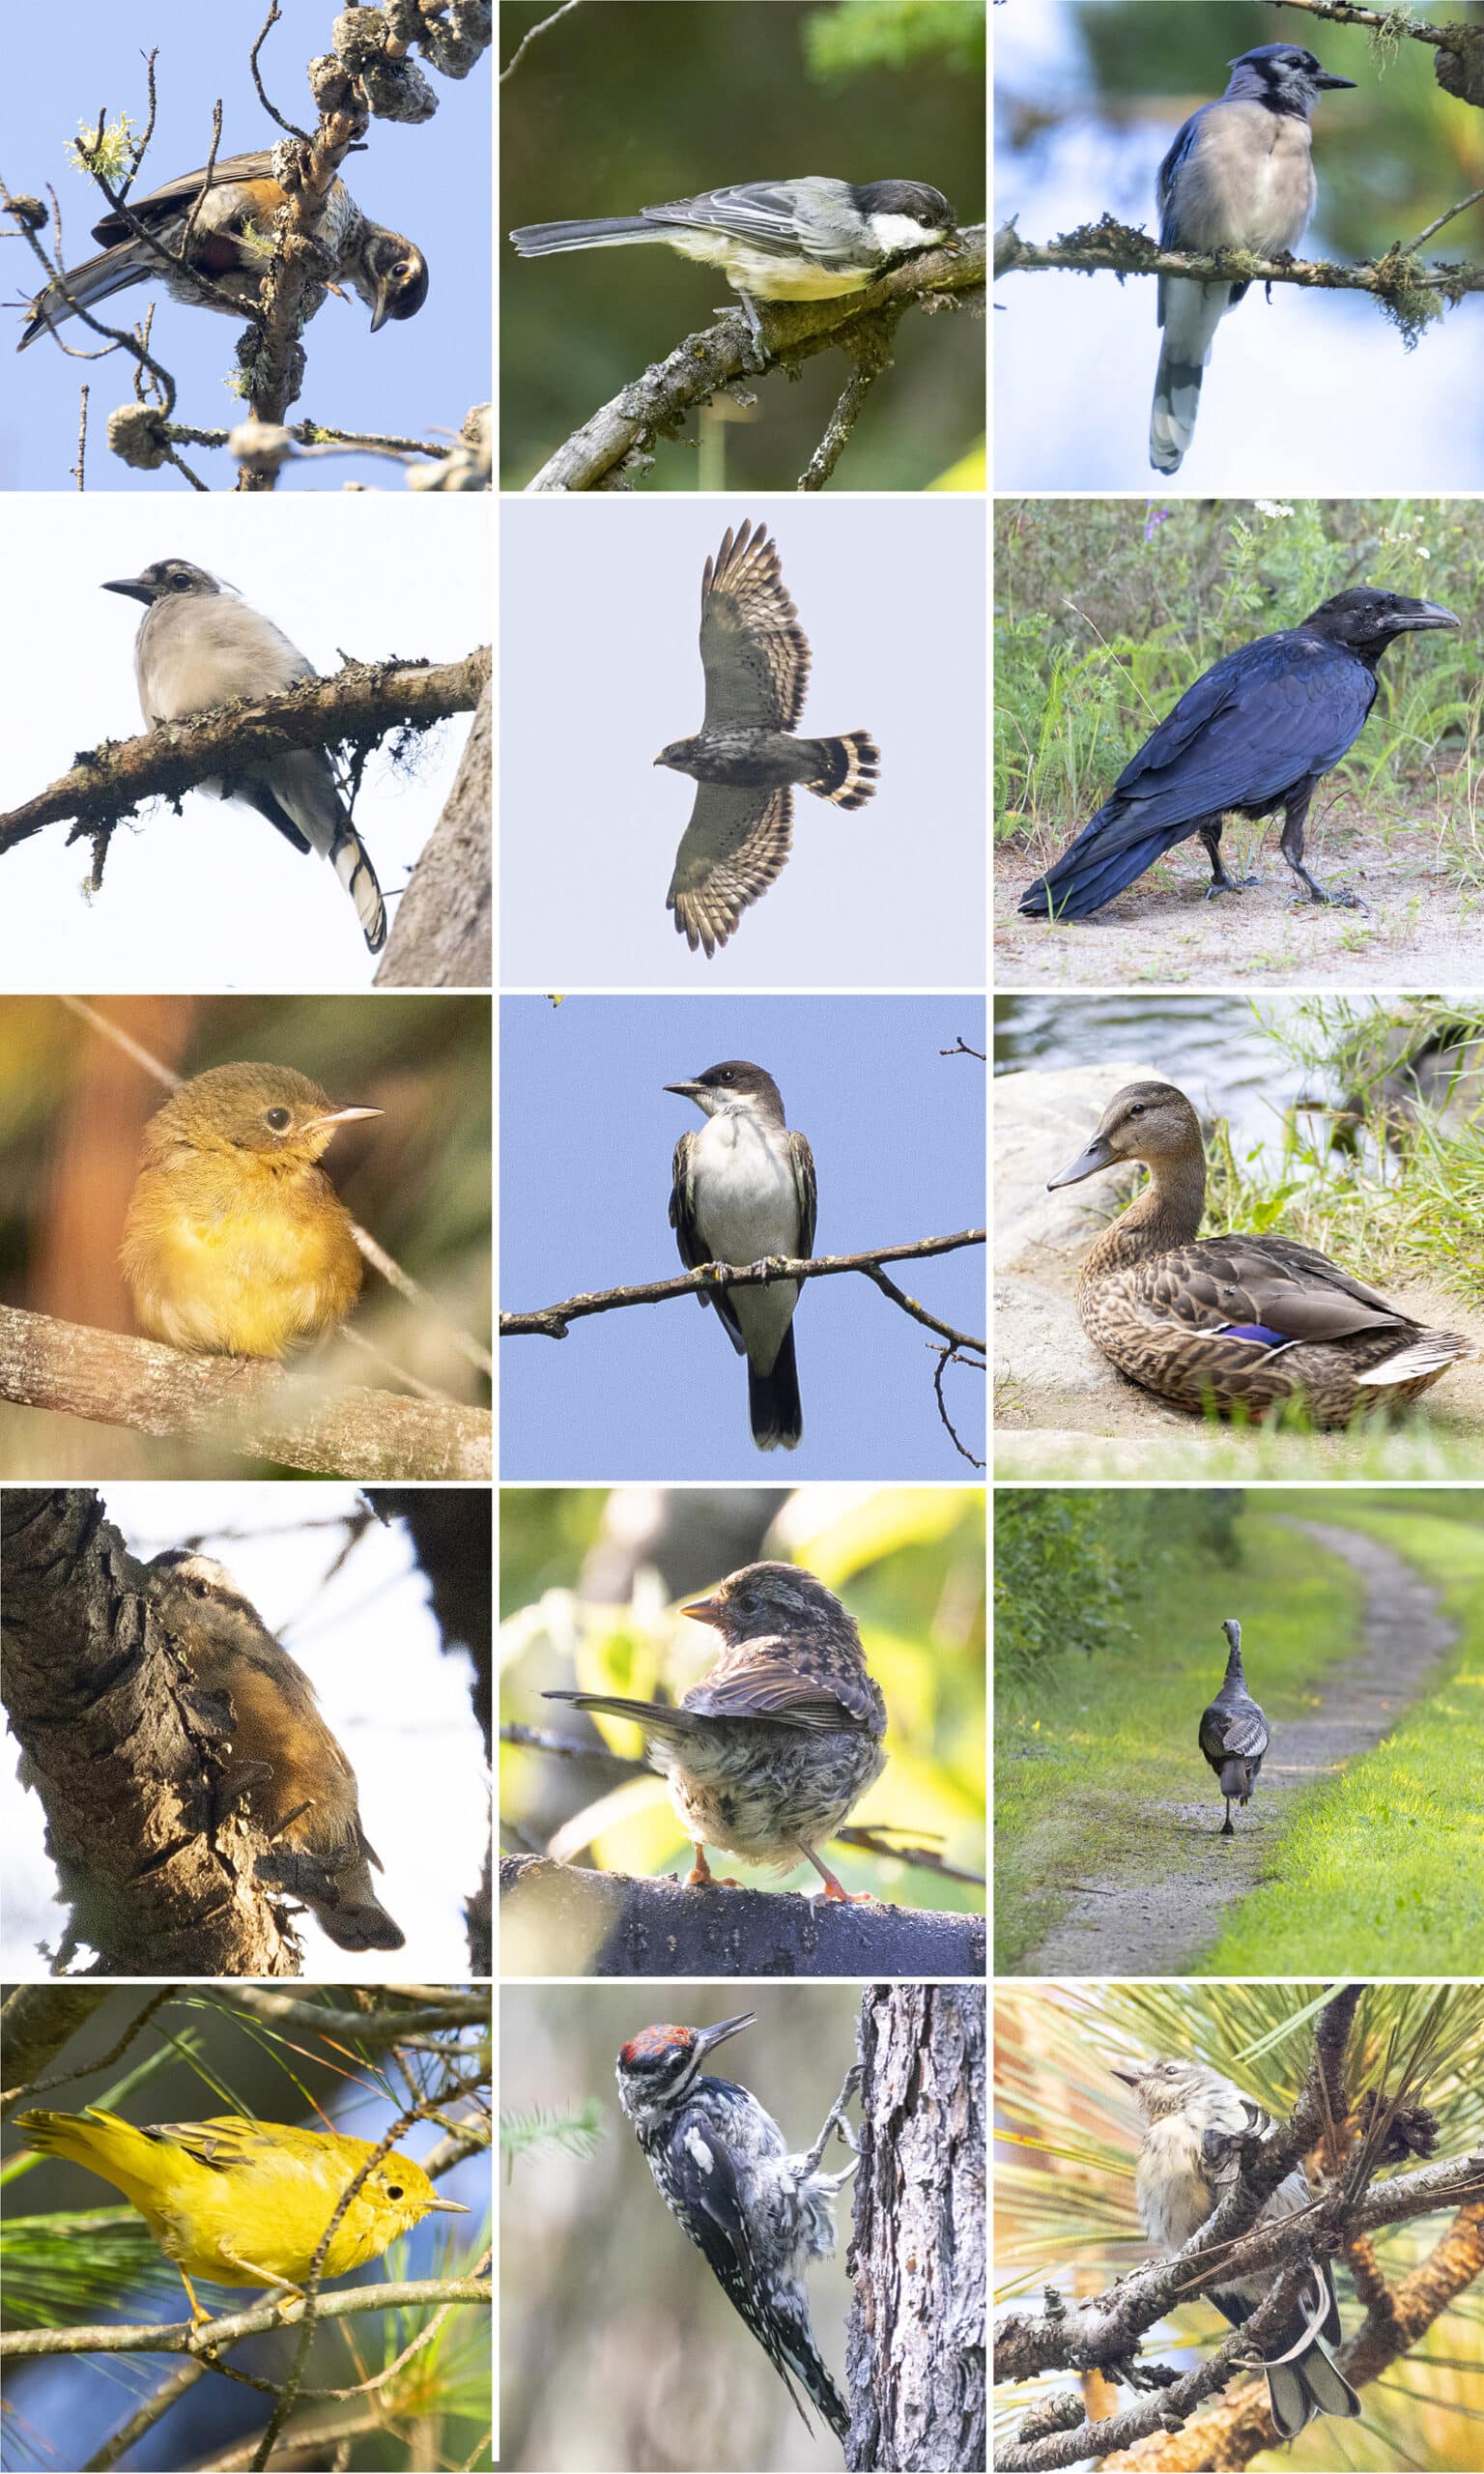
[1199,1617,1269,1835]
[1112,2053,1362,2438]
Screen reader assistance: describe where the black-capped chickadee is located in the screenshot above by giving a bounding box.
[509,175,957,343]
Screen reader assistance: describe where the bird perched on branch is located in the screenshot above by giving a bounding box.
[544,1560,886,1898]
[18,150,428,349]
[658,520,878,957]
[148,1549,404,1951]
[121,1061,380,1359]
[102,558,389,953]
[1149,44,1356,474]
[616,2013,859,2437]
[668,1060,817,1451]
[509,174,956,347]
[1019,589,1460,920]
[1112,2053,1363,2437]
[1199,1618,1270,1835]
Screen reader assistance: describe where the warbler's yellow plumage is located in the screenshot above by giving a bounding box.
[16,2108,468,2326]
[120,1061,380,1359]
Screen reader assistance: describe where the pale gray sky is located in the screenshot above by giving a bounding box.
[0,496,490,991]
[499,495,987,987]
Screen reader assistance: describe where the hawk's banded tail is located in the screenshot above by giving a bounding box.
[800,731,879,811]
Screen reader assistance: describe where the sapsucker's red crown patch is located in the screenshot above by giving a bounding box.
[619,2025,694,2067]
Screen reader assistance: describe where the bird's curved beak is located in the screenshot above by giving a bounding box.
[300,1106,384,1135]
[1391,600,1461,632]
[696,2012,756,2059]
[681,1590,725,1628]
[1109,2061,1143,2088]
[421,2192,471,2212]
[1046,1132,1114,1190]
[368,281,392,335]
[1315,70,1357,88]
[101,576,156,605]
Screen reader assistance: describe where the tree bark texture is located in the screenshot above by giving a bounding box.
[848,1983,986,2471]
[376,676,492,987]
[499,1856,986,1980]
[0,1489,300,1975]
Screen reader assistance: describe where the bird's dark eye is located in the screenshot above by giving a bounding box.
[385,2183,403,2201]
[264,1107,292,1133]
[1127,1104,1145,1118]
[393,262,410,279]
[191,1578,210,1599]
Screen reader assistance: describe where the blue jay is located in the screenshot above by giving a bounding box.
[1150,44,1356,475]
[1112,2055,1363,2439]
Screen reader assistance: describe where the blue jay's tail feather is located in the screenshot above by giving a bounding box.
[510,216,662,256]
[1150,276,1232,474]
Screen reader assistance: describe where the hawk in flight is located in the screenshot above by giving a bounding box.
[657,520,878,956]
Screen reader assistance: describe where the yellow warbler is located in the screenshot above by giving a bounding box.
[16,2107,468,2329]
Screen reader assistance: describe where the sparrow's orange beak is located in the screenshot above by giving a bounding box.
[681,1592,725,1628]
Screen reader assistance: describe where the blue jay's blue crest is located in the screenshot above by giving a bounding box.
[1149,43,1356,474]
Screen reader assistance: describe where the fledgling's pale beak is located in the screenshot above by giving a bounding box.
[421,2192,471,2212]
[300,1106,384,1134]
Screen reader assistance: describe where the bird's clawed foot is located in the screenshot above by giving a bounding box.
[1287,868,1366,910]
[1203,873,1261,900]
[686,1847,741,1889]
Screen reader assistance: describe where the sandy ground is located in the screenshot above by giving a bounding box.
[994,800,1483,991]
[993,1063,1484,1480]
[1018,1521,1458,1978]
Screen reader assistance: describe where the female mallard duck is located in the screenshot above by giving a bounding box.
[1047,1079,1471,1424]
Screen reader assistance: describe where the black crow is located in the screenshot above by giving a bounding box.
[1019,589,1460,920]
[1199,1619,1270,1835]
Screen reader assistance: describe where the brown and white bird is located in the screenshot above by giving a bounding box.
[544,1561,886,1898]
[148,1549,404,1952]
[19,151,428,349]
[659,520,878,957]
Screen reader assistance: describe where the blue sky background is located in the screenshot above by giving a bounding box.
[994,0,1484,491]
[499,995,987,1479]
[2,1,490,490]
[499,495,986,988]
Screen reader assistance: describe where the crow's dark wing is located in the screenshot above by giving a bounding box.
[90,152,279,246]
[1097,635,1378,849]
[668,785,792,957]
[699,521,810,732]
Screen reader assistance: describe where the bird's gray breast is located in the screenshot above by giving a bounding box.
[135,596,314,727]
[1181,101,1317,255]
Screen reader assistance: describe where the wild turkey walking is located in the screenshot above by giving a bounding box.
[1199,1619,1270,1835]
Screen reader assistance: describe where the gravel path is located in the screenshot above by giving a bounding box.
[1020,1521,1457,1977]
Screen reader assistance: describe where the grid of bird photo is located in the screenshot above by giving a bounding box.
[2,5,1482,2474]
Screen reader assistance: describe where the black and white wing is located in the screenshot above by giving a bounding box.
[699,521,811,732]
[667,785,793,957]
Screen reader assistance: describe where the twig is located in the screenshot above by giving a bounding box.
[178,101,225,267]
[350,1223,495,1379]
[71,384,89,489]
[0,1304,491,1480]
[796,366,880,490]
[931,1343,986,1470]
[1267,0,1453,40]
[217,1989,487,2040]
[0,2278,490,2361]
[941,1035,986,1060]
[525,226,985,491]
[248,2,310,140]
[500,0,585,82]
[994,217,1482,300]
[0,651,491,855]
[1407,185,1484,251]
[500,1229,985,1339]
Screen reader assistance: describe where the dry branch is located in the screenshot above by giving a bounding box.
[499,1855,985,1979]
[0,2278,492,2360]
[499,1229,985,1342]
[0,1305,491,1480]
[994,218,1482,303]
[0,650,490,857]
[524,225,986,491]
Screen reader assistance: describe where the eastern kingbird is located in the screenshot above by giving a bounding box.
[661,519,878,958]
[509,176,956,341]
[667,1060,816,1452]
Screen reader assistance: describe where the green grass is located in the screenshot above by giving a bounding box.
[992,1513,1365,1973]
[1200,1503,1484,1977]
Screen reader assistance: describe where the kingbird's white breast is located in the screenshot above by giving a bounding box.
[691,1108,800,1367]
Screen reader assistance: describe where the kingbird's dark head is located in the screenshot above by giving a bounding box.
[1302,587,1460,663]
[101,558,224,607]
[680,1559,854,1648]
[1227,43,1356,110]
[851,179,957,254]
[665,1059,787,1123]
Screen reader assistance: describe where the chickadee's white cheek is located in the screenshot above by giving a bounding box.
[869,214,948,253]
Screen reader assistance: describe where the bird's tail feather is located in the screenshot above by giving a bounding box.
[750,1326,803,1451]
[543,1687,693,1742]
[802,732,879,811]
[1150,276,1231,474]
[1218,1756,1251,1802]
[509,217,664,256]
[328,821,388,954]
[20,250,150,349]
[1020,822,1179,921]
[1267,2343,1362,2439]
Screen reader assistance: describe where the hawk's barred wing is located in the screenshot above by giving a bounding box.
[699,521,811,733]
[668,784,793,957]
